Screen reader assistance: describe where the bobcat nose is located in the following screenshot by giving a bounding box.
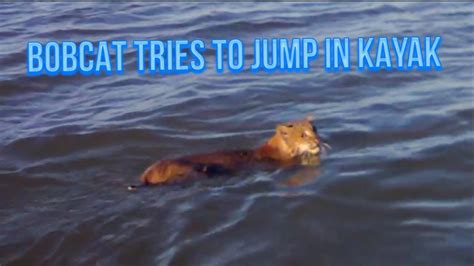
[315,134,321,144]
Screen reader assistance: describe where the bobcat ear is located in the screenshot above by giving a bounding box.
[277,125,289,138]
[305,114,314,122]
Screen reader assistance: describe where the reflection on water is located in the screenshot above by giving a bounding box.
[0,2,473,266]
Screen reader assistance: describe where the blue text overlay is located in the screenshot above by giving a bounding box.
[26,37,442,76]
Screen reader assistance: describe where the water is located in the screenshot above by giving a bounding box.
[0,3,473,266]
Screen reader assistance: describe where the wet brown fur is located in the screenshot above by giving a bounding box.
[139,117,321,186]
